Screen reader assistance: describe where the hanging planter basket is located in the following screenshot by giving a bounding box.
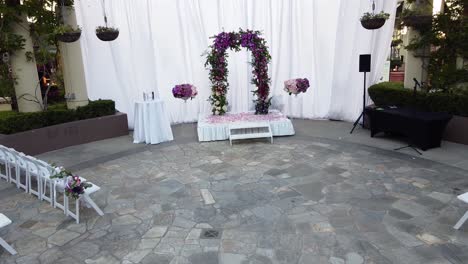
[361,18,387,30]
[402,15,432,30]
[360,10,390,31]
[57,31,81,43]
[96,27,119,41]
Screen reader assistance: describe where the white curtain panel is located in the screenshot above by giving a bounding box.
[75,0,397,128]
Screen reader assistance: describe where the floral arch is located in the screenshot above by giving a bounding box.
[205,29,272,115]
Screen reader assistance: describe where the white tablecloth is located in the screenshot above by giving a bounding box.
[133,100,174,144]
[197,110,295,142]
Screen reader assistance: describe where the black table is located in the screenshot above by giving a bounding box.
[365,107,452,151]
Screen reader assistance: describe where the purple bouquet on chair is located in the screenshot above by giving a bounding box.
[172,84,198,101]
[65,176,92,199]
[284,78,310,95]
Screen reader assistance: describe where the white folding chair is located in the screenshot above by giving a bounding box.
[454,192,468,230]
[12,153,28,192]
[36,161,54,205]
[24,156,42,198]
[65,179,104,224]
[0,147,8,181]
[53,178,67,214]
[0,213,17,255]
[3,148,17,186]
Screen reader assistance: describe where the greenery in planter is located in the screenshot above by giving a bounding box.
[368,82,420,106]
[0,110,19,119]
[368,82,468,117]
[96,26,119,34]
[76,100,116,119]
[360,11,390,21]
[360,11,390,30]
[54,24,81,42]
[0,99,116,134]
[54,24,81,34]
[404,0,468,92]
[95,26,119,41]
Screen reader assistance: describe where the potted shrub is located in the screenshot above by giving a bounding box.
[55,25,81,43]
[96,26,119,41]
[360,11,390,30]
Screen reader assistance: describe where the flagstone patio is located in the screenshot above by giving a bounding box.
[1,123,468,264]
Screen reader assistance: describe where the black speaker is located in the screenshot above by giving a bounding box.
[359,54,371,73]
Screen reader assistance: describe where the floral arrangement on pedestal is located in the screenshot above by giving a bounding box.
[284,78,310,95]
[205,29,272,115]
[51,166,91,199]
[172,84,198,101]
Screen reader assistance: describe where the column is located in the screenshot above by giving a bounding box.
[60,6,89,109]
[402,0,433,88]
[10,15,43,112]
[403,28,427,88]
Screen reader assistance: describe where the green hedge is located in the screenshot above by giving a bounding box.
[0,100,116,134]
[368,82,468,117]
[76,100,116,120]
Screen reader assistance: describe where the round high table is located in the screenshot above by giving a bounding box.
[133,100,174,144]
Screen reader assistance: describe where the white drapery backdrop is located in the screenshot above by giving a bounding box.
[75,0,397,128]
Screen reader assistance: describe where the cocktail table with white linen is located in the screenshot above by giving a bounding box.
[133,100,174,144]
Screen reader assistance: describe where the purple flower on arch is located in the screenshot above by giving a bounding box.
[206,29,272,115]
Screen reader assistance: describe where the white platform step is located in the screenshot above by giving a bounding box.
[229,122,273,145]
[230,132,272,140]
[197,111,295,142]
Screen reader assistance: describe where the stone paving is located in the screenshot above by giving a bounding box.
[1,137,468,264]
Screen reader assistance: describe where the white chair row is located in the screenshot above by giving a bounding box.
[0,145,53,204]
[0,145,104,225]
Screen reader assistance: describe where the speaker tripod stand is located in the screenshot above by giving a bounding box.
[350,72,367,134]
[393,78,423,155]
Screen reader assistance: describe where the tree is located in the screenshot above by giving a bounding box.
[405,0,468,91]
[0,0,73,110]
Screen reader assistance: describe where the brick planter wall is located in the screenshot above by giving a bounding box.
[0,112,129,155]
[443,115,468,145]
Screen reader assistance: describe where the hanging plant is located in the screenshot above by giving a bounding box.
[96,0,119,42]
[55,25,81,43]
[96,26,119,41]
[360,11,390,30]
